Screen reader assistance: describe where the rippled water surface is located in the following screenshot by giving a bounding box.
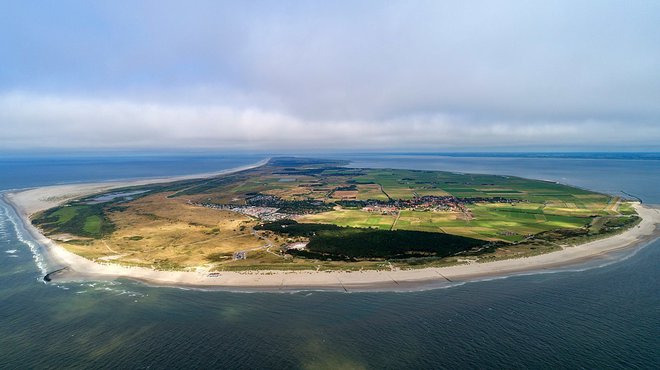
[0,153,658,369]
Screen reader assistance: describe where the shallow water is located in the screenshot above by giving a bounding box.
[0,153,658,368]
[84,190,149,205]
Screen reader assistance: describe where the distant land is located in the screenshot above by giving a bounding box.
[359,152,660,160]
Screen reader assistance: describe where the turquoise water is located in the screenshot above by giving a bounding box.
[0,154,658,368]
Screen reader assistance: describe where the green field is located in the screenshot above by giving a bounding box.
[33,204,114,238]
[298,167,619,243]
[302,209,397,230]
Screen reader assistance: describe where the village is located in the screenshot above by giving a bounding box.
[191,192,525,222]
[189,201,291,221]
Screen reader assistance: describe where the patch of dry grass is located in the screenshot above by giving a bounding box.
[62,193,265,268]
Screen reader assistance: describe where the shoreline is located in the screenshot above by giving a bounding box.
[4,157,270,216]
[2,161,659,292]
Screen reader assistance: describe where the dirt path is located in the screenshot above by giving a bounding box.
[390,211,401,231]
[102,240,119,254]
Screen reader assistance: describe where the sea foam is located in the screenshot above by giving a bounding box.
[0,198,49,278]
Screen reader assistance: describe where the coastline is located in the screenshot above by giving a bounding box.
[2,161,659,292]
[4,157,270,216]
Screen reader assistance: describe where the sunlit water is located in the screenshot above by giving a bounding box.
[0,153,658,368]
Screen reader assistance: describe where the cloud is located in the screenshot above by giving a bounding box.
[1,92,657,150]
[0,1,659,150]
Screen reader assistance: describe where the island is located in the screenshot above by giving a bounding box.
[4,158,659,291]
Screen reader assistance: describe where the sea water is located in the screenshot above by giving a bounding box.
[0,153,658,368]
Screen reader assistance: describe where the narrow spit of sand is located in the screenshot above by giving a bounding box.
[3,161,659,292]
[5,158,270,216]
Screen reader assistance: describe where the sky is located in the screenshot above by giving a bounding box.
[1,0,659,152]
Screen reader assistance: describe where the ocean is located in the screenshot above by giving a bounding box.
[0,153,658,369]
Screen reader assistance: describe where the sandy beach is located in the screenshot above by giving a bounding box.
[3,161,659,292]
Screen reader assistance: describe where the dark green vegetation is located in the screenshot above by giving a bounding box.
[33,204,115,238]
[256,220,489,260]
[31,157,640,270]
[245,195,333,214]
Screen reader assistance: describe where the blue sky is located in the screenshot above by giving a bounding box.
[1,1,659,151]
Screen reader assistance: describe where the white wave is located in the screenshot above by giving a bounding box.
[5,249,17,254]
[0,200,49,277]
[93,285,145,297]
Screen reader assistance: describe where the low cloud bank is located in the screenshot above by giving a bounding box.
[1,92,655,150]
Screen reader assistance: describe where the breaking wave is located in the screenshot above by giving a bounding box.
[0,195,49,278]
